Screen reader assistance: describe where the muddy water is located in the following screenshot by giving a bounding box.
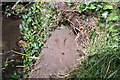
[2,16,22,52]
[30,28,79,78]
[1,16,22,78]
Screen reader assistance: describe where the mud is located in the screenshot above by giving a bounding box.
[2,16,22,52]
[29,28,80,78]
[1,16,23,78]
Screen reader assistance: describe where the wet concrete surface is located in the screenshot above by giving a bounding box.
[30,28,79,78]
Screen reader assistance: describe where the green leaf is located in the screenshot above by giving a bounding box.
[111,16,119,20]
[76,3,85,11]
[107,70,118,78]
[99,23,106,30]
[19,24,23,31]
[99,23,106,27]
[22,15,27,20]
[107,13,119,21]
[27,17,32,23]
[29,36,34,41]
[104,5,113,10]
[82,15,87,19]
[32,43,39,49]
[50,7,55,12]
[90,30,97,41]
[60,25,66,29]
[88,4,96,9]
[9,73,18,79]
[67,3,72,6]
[102,11,108,18]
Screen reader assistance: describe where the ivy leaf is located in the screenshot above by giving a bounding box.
[67,3,72,6]
[32,43,38,49]
[99,23,106,30]
[27,17,32,23]
[22,15,27,20]
[104,5,113,10]
[19,24,23,31]
[29,36,34,41]
[107,13,119,21]
[76,3,85,11]
[60,25,66,29]
[102,11,108,18]
[88,4,96,9]
[108,16,119,21]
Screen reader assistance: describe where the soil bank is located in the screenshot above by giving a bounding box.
[29,28,80,78]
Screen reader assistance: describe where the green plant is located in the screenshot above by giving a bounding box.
[60,25,66,29]
[3,2,57,79]
[18,2,57,78]
[70,2,120,78]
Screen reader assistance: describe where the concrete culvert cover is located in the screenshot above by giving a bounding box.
[29,28,82,78]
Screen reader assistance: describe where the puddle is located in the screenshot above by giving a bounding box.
[1,16,23,78]
[29,28,80,78]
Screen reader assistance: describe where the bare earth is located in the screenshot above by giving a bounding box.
[29,28,80,78]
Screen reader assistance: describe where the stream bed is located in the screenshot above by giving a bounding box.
[1,16,23,78]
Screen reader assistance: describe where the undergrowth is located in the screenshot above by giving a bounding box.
[3,2,57,79]
[70,2,120,78]
[18,2,57,78]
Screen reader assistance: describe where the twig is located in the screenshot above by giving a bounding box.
[11,50,40,60]
[57,9,81,14]
[66,19,78,35]
[12,0,21,9]
[16,65,24,68]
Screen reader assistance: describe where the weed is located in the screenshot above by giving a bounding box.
[70,2,120,78]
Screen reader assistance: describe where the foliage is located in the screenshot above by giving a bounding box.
[2,2,25,17]
[60,25,66,29]
[70,2,120,78]
[19,2,56,78]
[3,2,57,79]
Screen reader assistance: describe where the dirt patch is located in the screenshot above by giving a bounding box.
[29,28,81,78]
[29,2,98,78]
[56,2,98,53]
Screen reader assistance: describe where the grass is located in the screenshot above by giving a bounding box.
[70,2,120,79]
